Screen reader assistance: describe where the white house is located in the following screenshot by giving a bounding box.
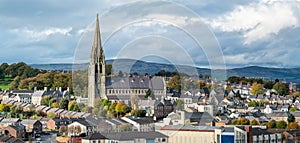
[264,105,273,114]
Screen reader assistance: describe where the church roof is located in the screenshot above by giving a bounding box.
[105,76,164,90]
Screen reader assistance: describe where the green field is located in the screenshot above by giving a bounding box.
[0,77,13,90]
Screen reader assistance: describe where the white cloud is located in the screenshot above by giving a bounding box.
[10,27,72,42]
[210,1,299,44]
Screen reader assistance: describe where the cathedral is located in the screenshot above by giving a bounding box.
[88,14,166,107]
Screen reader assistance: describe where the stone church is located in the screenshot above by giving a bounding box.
[88,15,166,107]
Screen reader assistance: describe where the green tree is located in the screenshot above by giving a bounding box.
[288,114,295,123]
[47,112,56,118]
[9,76,21,90]
[0,104,10,112]
[145,89,152,99]
[273,82,289,95]
[68,101,79,111]
[59,98,69,110]
[266,121,276,128]
[250,82,264,95]
[49,98,57,107]
[250,119,260,125]
[41,96,55,106]
[175,100,185,110]
[248,101,258,107]
[263,81,274,89]
[131,110,147,117]
[276,120,287,129]
[290,107,298,112]
[9,105,22,118]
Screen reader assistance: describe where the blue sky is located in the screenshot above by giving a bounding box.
[0,0,299,69]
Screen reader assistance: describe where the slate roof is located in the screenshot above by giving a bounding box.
[75,120,92,127]
[105,76,164,90]
[47,108,60,113]
[291,111,300,117]
[12,90,34,94]
[252,127,274,136]
[107,95,145,101]
[0,118,20,124]
[82,132,107,140]
[184,111,213,125]
[123,116,155,124]
[103,131,167,141]
[21,119,38,125]
[32,91,45,97]
[106,118,127,126]
[161,125,219,131]
[267,111,290,117]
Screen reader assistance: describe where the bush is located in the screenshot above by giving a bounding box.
[276,120,287,129]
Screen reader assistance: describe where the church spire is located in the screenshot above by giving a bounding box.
[90,13,104,65]
[88,14,107,107]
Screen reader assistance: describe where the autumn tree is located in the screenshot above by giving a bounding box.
[233,118,250,125]
[287,122,299,129]
[250,82,264,95]
[52,102,59,108]
[266,121,276,128]
[0,104,10,112]
[250,119,260,125]
[167,75,181,91]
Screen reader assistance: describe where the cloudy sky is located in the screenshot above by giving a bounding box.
[0,0,299,69]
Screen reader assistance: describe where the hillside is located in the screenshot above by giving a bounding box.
[30,59,300,84]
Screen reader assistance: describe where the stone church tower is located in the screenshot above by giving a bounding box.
[88,14,106,107]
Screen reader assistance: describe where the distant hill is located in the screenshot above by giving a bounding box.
[30,59,300,84]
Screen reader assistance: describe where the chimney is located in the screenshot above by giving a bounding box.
[44,87,47,91]
[59,87,62,92]
[244,126,253,143]
[55,87,58,91]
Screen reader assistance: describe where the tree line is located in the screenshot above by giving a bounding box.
[0,62,44,80]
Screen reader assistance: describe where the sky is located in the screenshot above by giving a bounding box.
[0,0,300,69]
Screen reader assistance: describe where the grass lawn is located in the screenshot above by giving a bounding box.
[0,76,13,90]
[0,85,9,90]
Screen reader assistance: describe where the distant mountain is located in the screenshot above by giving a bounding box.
[30,59,300,84]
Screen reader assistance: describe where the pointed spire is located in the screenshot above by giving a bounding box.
[90,13,103,64]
